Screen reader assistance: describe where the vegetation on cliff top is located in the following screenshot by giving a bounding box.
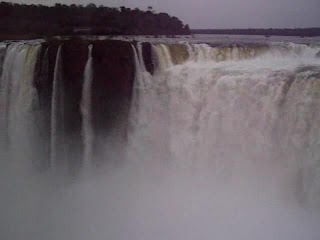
[192,28,320,37]
[0,1,190,39]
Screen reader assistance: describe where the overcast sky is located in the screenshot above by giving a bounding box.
[9,0,320,28]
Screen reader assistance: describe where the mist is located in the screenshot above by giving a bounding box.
[1,146,320,240]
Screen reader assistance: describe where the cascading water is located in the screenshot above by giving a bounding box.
[0,42,41,162]
[130,44,143,121]
[129,41,320,206]
[51,45,64,170]
[1,38,320,240]
[0,43,6,77]
[152,44,174,71]
[128,44,172,164]
[128,45,147,158]
[137,43,147,72]
[81,45,94,168]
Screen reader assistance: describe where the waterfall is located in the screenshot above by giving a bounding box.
[0,44,6,156]
[128,45,143,135]
[167,42,320,64]
[128,41,320,205]
[152,44,174,71]
[1,38,320,239]
[0,42,41,162]
[160,44,173,67]
[128,44,172,164]
[152,45,166,72]
[128,44,169,163]
[157,44,173,68]
[0,39,319,204]
[0,43,6,78]
[81,45,94,168]
[137,42,147,72]
[51,45,63,170]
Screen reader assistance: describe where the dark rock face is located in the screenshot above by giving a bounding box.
[34,39,136,168]
[316,51,320,58]
[91,40,135,163]
[33,42,60,169]
[141,42,154,74]
[61,40,89,139]
[60,40,90,169]
[91,40,134,133]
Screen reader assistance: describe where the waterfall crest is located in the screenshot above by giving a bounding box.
[156,42,320,65]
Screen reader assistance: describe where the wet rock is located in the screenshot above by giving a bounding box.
[34,39,135,167]
[142,42,154,74]
[91,40,134,163]
[91,40,134,133]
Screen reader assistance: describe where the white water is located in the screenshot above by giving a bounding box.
[152,44,174,71]
[0,43,41,162]
[128,41,320,216]
[1,39,320,240]
[81,45,94,168]
[182,43,318,194]
[51,45,63,170]
[0,43,6,77]
[137,42,147,72]
[128,44,147,146]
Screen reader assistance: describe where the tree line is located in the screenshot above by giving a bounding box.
[192,28,320,37]
[0,2,190,39]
